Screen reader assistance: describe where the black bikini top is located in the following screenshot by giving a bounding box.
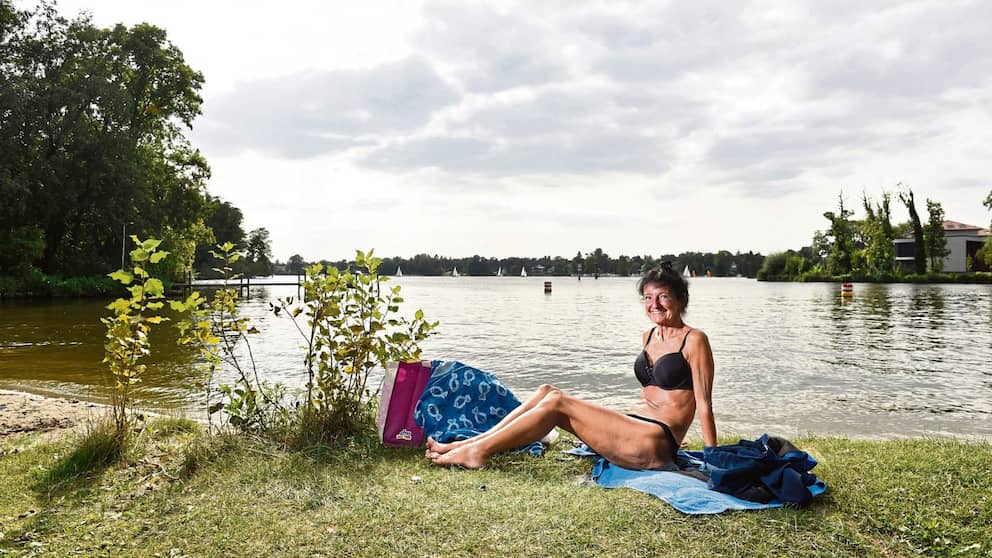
[634,327,693,391]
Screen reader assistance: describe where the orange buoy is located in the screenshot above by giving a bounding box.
[840,282,854,297]
[544,281,552,294]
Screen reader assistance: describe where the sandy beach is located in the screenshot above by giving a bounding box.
[0,389,106,439]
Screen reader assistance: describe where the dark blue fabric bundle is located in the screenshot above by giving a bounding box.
[703,434,819,507]
[413,360,544,456]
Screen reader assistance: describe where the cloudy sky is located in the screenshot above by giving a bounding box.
[50,0,992,261]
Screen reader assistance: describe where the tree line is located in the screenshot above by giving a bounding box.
[0,2,271,292]
[275,249,767,278]
[758,186,992,281]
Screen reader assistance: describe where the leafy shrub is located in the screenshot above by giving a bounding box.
[0,225,45,274]
[757,251,806,281]
[102,236,172,440]
[272,250,438,444]
[53,275,118,296]
[756,252,790,281]
[174,242,281,433]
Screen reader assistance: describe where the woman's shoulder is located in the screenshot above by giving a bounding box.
[685,327,711,348]
[641,327,654,344]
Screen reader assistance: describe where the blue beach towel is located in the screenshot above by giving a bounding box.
[414,361,544,456]
[570,442,827,515]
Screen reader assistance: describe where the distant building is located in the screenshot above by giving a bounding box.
[894,220,990,272]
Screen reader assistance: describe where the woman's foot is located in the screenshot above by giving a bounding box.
[427,444,488,469]
[425,436,467,455]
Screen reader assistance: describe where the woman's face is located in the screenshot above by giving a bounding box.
[641,282,682,325]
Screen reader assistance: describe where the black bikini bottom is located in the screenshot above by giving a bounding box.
[627,413,678,460]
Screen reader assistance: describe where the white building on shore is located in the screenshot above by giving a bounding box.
[894,220,990,272]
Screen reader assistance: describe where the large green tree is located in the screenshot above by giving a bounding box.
[897,186,927,274]
[861,192,895,275]
[0,1,210,276]
[823,193,857,275]
[193,196,246,274]
[245,227,273,277]
[924,199,949,272]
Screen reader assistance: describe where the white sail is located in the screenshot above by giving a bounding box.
[683,265,691,278]
[452,267,459,277]
[396,266,402,277]
[520,267,527,277]
[496,266,502,277]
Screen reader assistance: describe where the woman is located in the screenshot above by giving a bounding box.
[426,263,717,470]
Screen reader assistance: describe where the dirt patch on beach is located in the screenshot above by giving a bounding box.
[0,389,105,438]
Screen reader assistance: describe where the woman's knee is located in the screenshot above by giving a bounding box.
[537,386,566,409]
[536,384,561,398]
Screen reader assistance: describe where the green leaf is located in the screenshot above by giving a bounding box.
[141,238,162,251]
[144,278,165,297]
[149,250,170,263]
[145,316,168,324]
[146,301,164,310]
[170,300,187,312]
[130,248,149,262]
[106,299,130,313]
[108,270,133,285]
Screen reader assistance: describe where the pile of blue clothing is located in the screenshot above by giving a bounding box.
[701,434,820,508]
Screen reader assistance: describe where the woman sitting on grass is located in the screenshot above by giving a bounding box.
[426,263,717,470]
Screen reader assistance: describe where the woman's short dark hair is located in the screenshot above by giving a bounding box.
[637,262,689,309]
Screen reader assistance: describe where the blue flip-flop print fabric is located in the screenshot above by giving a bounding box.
[414,360,544,456]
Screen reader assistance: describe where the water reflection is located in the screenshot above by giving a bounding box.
[908,284,946,335]
[860,283,893,345]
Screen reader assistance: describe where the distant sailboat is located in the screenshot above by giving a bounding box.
[452,267,460,277]
[496,266,503,277]
[520,267,527,277]
[396,266,402,277]
[683,265,691,278]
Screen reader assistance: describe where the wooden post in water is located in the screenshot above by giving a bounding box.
[544,281,552,294]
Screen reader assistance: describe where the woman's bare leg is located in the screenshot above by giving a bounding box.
[428,389,671,470]
[426,384,557,455]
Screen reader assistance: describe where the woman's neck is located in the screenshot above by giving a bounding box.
[657,322,685,339]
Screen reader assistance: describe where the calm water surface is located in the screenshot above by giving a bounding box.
[2,277,990,440]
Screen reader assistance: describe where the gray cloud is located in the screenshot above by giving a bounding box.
[195,56,458,158]
[365,128,671,176]
[413,1,570,92]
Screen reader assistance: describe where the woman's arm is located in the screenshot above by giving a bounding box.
[688,330,717,447]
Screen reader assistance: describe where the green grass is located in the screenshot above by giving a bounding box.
[1,425,990,557]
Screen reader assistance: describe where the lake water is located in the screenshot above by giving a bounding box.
[2,276,991,440]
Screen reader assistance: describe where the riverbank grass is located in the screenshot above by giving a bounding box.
[1,422,990,557]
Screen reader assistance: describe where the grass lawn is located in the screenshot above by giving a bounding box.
[1,419,990,557]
